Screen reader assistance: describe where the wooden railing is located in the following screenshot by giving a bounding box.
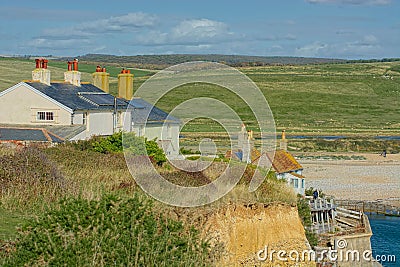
[335,199,400,217]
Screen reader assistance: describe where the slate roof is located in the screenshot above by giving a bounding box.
[0,124,86,141]
[26,82,128,111]
[26,82,180,124]
[129,98,180,125]
[0,127,64,143]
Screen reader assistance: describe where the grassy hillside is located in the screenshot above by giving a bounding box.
[1,57,399,135]
[157,62,400,134]
[76,53,346,69]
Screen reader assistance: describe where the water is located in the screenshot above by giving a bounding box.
[368,214,400,267]
[282,135,347,140]
[375,136,400,141]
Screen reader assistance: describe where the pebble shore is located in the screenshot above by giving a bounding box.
[298,153,400,206]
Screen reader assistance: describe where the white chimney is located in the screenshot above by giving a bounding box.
[64,59,81,86]
[32,58,51,85]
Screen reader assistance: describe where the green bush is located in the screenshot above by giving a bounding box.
[92,131,123,153]
[297,196,318,247]
[66,132,167,165]
[2,194,212,266]
[145,139,167,165]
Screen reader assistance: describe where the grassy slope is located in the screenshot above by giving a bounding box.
[1,57,399,134]
[157,62,400,134]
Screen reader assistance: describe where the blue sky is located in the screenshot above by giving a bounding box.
[0,0,398,59]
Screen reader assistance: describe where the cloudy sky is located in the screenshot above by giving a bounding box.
[0,0,398,59]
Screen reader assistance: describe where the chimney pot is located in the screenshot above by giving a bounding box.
[73,59,79,71]
[35,58,41,69]
[42,59,48,69]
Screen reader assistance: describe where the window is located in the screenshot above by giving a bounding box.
[301,179,305,188]
[83,112,87,125]
[37,111,54,121]
[291,178,299,188]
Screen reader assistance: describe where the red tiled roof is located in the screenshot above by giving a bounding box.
[269,150,303,173]
[252,150,302,174]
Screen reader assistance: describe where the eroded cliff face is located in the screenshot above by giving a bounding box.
[203,203,315,266]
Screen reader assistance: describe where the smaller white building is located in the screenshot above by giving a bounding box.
[233,127,306,196]
[267,149,305,196]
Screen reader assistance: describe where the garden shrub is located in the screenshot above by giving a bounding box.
[66,132,167,165]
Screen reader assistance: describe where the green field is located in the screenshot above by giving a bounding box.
[1,57,399,135]
[157,62,400,135]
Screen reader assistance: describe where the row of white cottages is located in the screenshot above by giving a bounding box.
[0,59,307,195]
[0,59,180,157]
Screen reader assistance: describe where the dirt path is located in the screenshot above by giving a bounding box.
[298,153,400,203]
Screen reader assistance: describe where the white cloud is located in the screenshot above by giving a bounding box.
[37,12,157,40]
[306,0,391,5]
[133,19,237,46]
[294,35,381,58]
[27,38,92,50]
[79,12,157,33]
[171,19,230,40]
[295,42,328,57]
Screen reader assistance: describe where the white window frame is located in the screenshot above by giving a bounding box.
[37,111,54,121]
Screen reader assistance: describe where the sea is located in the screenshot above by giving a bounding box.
[368,214,400,267]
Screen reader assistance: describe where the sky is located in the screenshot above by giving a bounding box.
[0,0,398,59]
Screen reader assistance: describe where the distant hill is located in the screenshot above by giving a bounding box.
[73,54,347,69]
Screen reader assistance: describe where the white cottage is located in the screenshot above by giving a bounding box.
[0,59,180,157]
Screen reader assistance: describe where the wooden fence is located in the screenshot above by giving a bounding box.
[335,199,400,217]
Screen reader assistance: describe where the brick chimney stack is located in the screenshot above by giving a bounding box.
[117,68,134,100]
[280,130,288,151]
[64,59,81,86]
[32,58,51,85]
[92,65,110,93]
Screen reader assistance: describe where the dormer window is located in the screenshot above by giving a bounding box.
[37,111,54,121]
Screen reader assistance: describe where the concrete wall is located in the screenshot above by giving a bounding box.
[87,111,114,137]
[334,215,378,267]
[0,84,71,125]
[72,112,84,125]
